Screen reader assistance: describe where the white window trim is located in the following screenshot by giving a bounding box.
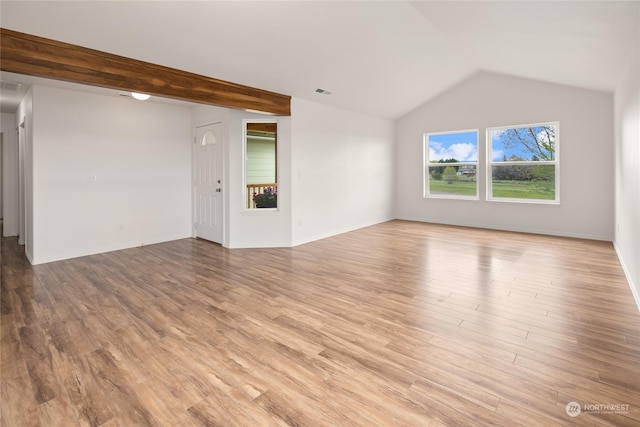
[423,129,479,201]
[486,121,560,205]
[242,118,279,212]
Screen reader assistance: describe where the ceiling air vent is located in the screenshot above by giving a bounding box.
[315,88,332,95]
[0,80,23,91]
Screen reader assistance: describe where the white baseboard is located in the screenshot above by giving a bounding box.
[25,248,34,264]
[225,240,291,249]
[395,215,612,242]
[614,242,640,312]
[29,233,192,265]
[291,216,394,247]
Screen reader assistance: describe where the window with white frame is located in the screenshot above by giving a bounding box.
[487,122,559,203]
[424,130,478,199]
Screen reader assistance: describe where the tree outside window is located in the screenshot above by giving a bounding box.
[487,122,559,203]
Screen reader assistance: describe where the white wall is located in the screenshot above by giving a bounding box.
[191,105,293,248]
[25,92,34,259]
[614,17,640,309]
[1,112,18,235]
[396,71,614,241]
[30,85,192,264]
[164,100,397,250]
[16,90,33,259]
[227,109,293,248]
[191,100,395,249]
[291,98,395,245]
[0,132,3,218]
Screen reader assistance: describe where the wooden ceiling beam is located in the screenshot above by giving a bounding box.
[0,28,291,116]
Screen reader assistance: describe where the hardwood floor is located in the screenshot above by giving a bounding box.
[2,220,640,426]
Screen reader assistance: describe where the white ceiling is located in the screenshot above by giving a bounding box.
[1,1,638,119]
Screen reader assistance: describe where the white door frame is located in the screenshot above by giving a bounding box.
[18,119,26,246]
[193,122,224,244]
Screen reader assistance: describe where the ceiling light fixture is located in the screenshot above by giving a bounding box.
[131,92,150,101]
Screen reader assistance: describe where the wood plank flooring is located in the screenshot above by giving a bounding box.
[2,220,640,426]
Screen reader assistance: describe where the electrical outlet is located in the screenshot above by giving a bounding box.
[88,175,97,181]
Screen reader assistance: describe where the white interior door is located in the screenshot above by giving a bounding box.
[195,123,223,243]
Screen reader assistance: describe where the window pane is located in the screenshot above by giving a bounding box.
[428,130,478,162]
[201,130,217,145]
[491,165,555,200]
[246,122,278,209]
[425,130,478,199]
[428,165,477,196]
[490,124,556,162]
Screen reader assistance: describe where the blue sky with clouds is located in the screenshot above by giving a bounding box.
[427,126,556,163]
[427,130,477,162]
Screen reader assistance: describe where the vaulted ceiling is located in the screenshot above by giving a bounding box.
[1,1,638,119]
